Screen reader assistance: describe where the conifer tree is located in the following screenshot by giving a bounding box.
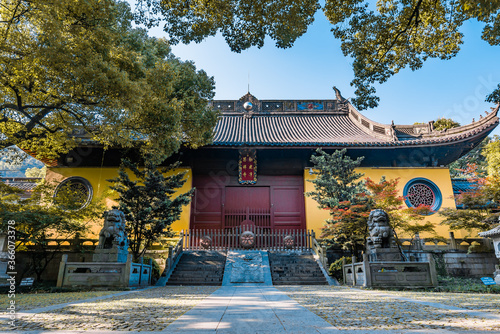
[108,159,193,260]
[306,148,369,256]
[306,148,365,209]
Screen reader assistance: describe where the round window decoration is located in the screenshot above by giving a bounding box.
[403,178,442,214]
[54,177,93,210]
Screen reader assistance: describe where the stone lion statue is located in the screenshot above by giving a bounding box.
[366,209,395,249]
[96,209,128,251]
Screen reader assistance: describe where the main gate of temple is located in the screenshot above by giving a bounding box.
[190,175,305,231]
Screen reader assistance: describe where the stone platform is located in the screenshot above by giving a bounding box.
[222,250,273,286]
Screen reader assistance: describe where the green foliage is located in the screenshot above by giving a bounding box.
[329,256,351,283]
[306,148,368,255]
[134,0,320,52]
[306,148,365,209]
[434,276,500,294]
[432,253,448,277]
[325,0,500,109]
[0,0,217,163]
[135,0,500,109]
[433,118,461,131]
[483,135,500,177]
[486,84,500,103]
[0,180,104,281]
[449,138,490,178]
[108,158,193,260]
[25,166,46,178]
[440,165,500,234]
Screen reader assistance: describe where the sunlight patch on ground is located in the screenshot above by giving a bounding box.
[0,291,118,311]
[1,286,219,332]
[277,286,500,331]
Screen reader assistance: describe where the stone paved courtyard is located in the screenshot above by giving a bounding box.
[0,287,219,332]
[1,285,499,332]
[277,286,500,332]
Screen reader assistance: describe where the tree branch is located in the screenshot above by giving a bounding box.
[375,0,423,67]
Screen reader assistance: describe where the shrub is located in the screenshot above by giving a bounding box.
[329,256,352,283]
[144,257,161,284]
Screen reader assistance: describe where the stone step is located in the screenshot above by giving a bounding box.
[166,282,221,286]
[167,278,222,283]
[273,281,327,285]
[170,274,223,279]
[268,252,328,286]
[165,251,226,286]
[273,276,327,280]
[174,266,225,271]
[272,268,323,273]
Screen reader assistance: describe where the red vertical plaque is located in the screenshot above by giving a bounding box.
[239,151,257,184]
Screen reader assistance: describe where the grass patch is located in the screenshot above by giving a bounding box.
[433,275,500,293]
[363,275,500,293]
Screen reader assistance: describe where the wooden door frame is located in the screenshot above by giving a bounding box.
[191,175,305,230]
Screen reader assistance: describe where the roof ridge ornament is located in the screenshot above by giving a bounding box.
[238,92,260,114]
[333,86,349,113]
[333,86,347,103]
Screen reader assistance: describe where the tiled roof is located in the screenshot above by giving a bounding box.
[210,99,499,147]
[451,178,478,195]
[1,178,40,190]
[0,178,40,198]
[479,225,500,238]
[212,115,382,146]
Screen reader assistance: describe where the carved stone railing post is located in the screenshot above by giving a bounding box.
[362,253,371,288]
[351,256,357,286]
[342,257,346,285]
[449,232,457,250]
[56,254,68,288]
[428,253,438,287]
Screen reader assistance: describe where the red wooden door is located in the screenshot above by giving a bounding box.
[191,184,223,230]
[224,187,271,228]
[191,175,305,230]
[272,185,304,229]
[225,187,270,210]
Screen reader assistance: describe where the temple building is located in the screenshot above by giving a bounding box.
[45,92,499,239]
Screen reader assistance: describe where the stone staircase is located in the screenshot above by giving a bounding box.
[268,252,328,285]
[166,251,226,286]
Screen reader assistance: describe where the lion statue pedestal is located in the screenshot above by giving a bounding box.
[479,222,500,285]
[93,209,129,263]
[366,209,403,262]
[342,209,438,288]
[57,210,153,288]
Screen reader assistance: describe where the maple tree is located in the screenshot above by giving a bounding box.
[440,164,500,233]
[365,177,435,245]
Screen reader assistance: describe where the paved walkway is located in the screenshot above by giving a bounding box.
[165,285,500,334]
[3,285,500,333]
[166,285,335,333]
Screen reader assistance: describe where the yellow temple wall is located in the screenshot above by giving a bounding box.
[48,166,460,241]
[46,167,192,237]
[304,167,459,239]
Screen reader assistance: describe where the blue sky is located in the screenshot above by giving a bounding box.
[146,7,500,136]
